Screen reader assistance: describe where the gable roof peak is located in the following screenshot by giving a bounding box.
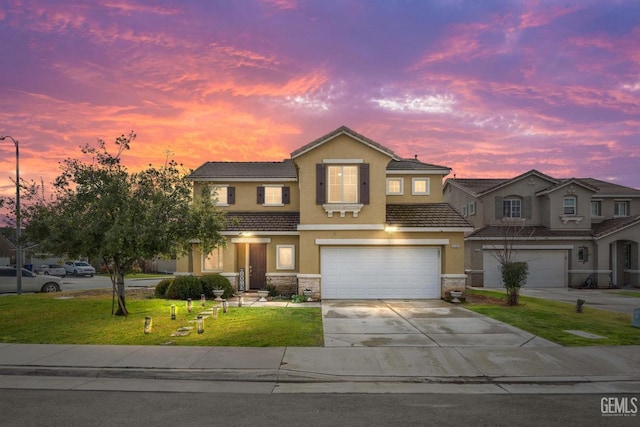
[290,125,398,159]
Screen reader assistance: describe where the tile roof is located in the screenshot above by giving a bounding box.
[224,212,300,232]
[579,178,640,197]
[385,203,473,228]
[466,217,640,240]
[290,125,397,159]
[189,159,296,180]
[387,158,450,172]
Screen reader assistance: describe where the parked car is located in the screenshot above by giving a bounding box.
[0,267,62,293]
[34,264,66,277]
[64,261,96,277]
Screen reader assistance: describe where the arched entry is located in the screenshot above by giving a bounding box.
[611,240,638,287]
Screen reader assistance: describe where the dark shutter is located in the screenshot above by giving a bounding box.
[316,163,326,205]
[227,187,235,204]
[282,186,290,204]
[495,196,503,219]
[360,163,369,204]
[523,196,532,219]
[257,186,265,204]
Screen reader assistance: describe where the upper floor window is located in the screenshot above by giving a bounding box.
[328,165,358,203]
[614,201,630,217]
[591,201,602,217]
[386,178,403,195]
[257,186,290,206]
[412,177,430,195]
[563,196,577,215]
[211,185,234,206]
[468,202,476,216]
[503,198,522,218]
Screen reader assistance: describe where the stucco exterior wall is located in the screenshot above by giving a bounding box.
[192,181,300,212]
[385,174,446,204]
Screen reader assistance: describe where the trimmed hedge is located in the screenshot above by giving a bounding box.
[166,275,203,300]
[154,278,174,298]
[157,274,233,300]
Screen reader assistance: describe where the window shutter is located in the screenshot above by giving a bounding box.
[360,163,370,204]
[227,187,235,204]
[316,163,326,205]
[495,196,503,219]
[257,186,265,204]
[524,196,532,219]
[282,186,290,204]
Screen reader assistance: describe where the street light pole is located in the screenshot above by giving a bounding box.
[1,135,21,295]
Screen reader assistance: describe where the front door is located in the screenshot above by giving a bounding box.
[249,243,267,290]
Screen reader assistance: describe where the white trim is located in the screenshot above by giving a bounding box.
[298,224,384,231]
[623,269,640,274]
[220,272,239,278]
[482,244,574,250]
[386,177,404,195]
[230,237,272,243]
[469,236,593,241]
[266,272,298,277]
[441,274,467,279]
[387,170,450,175]
[316,238,450,245]
[191,177,296,182]
[396,227,475,232]
[323,158,364,164]
[223,232,298,236]
[322,203,363,218]
[412,177,430,195]
[297,273,322,278]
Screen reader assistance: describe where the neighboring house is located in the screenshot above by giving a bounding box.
[443,170,640,289]
[178,126,473,299]
[0,233,15,266]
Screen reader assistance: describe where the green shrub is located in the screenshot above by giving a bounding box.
[500,261,529,305]
[155,278,174,298]
[200,274,233,299]
[166,275,203,300]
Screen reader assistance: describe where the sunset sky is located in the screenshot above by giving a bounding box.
[1,0,639,211]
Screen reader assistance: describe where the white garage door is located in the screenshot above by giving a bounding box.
[483,249,567,288]
[321,247,440,299]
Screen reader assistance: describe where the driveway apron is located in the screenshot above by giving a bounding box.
[321,300,559,348]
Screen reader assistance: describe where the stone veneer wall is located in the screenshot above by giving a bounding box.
[266,273,298,297]
[297,274,321,300]
[441,275,467,298]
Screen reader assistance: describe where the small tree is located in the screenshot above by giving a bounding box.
[23,132,226,316]
[490,220,529,305]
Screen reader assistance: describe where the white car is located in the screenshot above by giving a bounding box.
[34,264,67,277]
[64,261,96,277]
[0,267,62,293]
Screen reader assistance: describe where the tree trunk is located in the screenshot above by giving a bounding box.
[114,269,128,316]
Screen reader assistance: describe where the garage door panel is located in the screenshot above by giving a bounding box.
[321,247,440,299]
[483,249,567,288]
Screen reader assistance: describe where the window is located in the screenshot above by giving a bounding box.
[276,245,295,270]
[614,201,630,217]
[212,186,228,206]
[503,198,521,218]
[591,201,601,217]
[203,248,223,272]
[328,165,358,203]
[468,202,476,216]
[412,177,430,195]
[563,196,577,215]
[461,205,468,217]
[264,186,282,205]
[578,246,589,263]
[386,178,403,195]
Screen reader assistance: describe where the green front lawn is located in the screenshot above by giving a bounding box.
[465,289,640,346]
[0,290,323,347]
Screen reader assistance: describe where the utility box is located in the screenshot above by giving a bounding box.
[632,308,640,328]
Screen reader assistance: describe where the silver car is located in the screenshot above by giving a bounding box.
[34,264,67,277]
[0,267,62,293]
[64,261,96,277]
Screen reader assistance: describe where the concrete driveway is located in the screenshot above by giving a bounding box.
[322,300,559,348]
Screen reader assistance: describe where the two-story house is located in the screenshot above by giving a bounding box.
[443,170,640,289]
[178,126,473,299]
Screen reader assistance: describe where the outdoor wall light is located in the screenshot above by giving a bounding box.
[170,304,176,320]
[201,293,206,307]
[384,224,397,233]
[144,317,152,334]
[196,315,204,334]
[187,298,192,313]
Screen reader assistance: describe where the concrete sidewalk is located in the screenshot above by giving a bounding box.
[1,342,639,394]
